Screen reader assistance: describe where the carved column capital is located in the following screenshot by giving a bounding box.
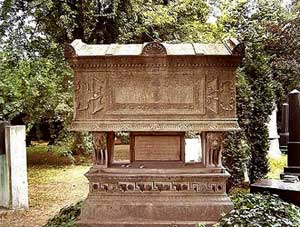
[202,132,225,168]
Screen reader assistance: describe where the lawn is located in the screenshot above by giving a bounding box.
[0,143,90,227]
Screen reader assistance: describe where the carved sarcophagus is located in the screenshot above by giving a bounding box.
[65,39,244,227]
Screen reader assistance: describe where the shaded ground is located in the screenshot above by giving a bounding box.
[0,165,89,227]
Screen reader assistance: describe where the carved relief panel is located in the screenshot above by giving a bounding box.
[71,57,238,131]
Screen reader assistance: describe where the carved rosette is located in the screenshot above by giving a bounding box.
[142,41,167,56]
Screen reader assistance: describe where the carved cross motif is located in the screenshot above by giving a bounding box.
[76,77,105,114]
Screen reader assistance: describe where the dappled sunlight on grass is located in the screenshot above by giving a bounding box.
[0,163,89,227]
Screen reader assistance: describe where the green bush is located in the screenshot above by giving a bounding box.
[43,200,83,227]
[216,193,300,227]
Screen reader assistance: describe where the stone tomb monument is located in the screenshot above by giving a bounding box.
[65,39,244,226]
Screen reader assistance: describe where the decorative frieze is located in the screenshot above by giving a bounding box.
[90,181,226,194]
[70,120,239,132]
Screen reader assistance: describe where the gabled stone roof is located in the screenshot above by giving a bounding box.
[64,38,244,58]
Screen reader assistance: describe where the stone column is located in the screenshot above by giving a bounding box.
[284,90,300,178]
[0,126,29,209]
[91,132,115,167]
[279,103,289,152]
[201,132,224,168]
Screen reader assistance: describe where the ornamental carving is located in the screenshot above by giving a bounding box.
[206,76,219,113]
[142,41,167,56]
[90,181,225,194]
[92,132,107,166]
[71,121,240,132]
[219,81,235,111]
[206,132,224,168]
[75,77,105,115]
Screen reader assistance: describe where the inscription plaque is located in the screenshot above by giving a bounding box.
[133,135,182,161]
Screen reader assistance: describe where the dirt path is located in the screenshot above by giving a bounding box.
[0,165,89,227]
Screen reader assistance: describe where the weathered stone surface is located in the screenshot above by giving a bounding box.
[0,126,28,209]
[68,39,243,57]
[134,135,181,161]
[66,40,242,132]
[65,40,244,226]
[78,169,232,226]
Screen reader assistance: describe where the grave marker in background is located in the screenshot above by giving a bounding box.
[267,105,281,158]
[283,90,300,178]
[279,103,289,152]
[0,126,28,209]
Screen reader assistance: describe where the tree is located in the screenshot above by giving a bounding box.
[219,0,300,183]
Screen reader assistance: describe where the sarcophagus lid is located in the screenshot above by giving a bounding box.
[65,39,244,132]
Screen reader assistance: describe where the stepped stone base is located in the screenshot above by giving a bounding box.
[77,167,233,227]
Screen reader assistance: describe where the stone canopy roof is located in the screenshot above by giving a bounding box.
[64,38,244,58]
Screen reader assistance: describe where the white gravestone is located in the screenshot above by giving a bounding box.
[267,106,282,158]
[0,126,28,209]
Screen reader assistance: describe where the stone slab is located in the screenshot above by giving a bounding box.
[77,194,232,227]
[134,135,181,161]
[70,39,238,57]
[250,179,300,205]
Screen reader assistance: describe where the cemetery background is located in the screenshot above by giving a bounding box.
[0,0,300,226]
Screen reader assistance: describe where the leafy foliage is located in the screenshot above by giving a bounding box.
[44,200,83,227]
[220,0,300,184]
[215,193,300,227]
[1,0,300,184]
[0,51,73,130]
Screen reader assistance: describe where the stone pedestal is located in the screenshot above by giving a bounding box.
[77,168,232,227]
